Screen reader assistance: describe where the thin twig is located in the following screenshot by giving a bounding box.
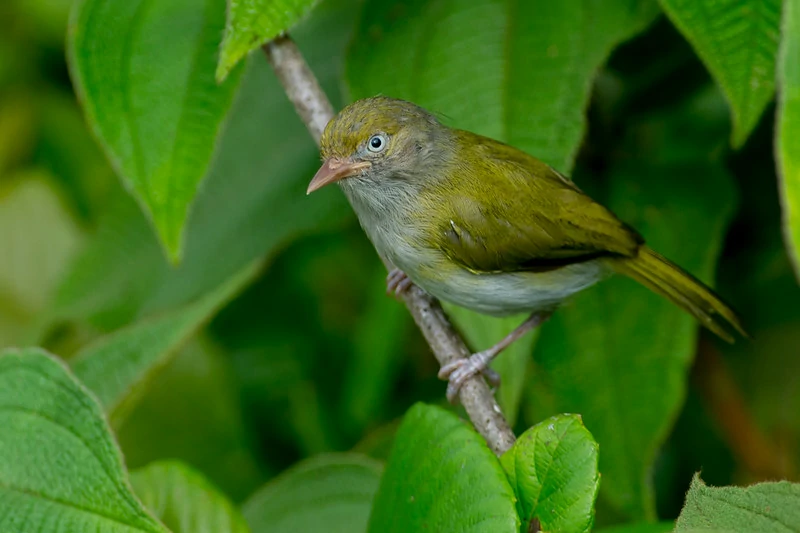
[263,34,515,455]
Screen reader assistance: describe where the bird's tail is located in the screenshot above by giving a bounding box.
[610,246,747,342]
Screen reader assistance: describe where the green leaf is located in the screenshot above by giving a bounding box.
[777,0,800,279]
[243,453,382,533]
[117,338,269,503]
[368,403,518,533]
[445,305,536,427]
[529,130,737,517]
[347,0,658,172]
[596,523,675,533]
[500,414,600,533]
[0,348,168,533]
[68,0,245,261]
[71,261,261,426]
[676,475,800,532]
[131,461,250,533]
[217,0,320,81]
[342,272,410,434]
[55,0,359,330]
[658,0,782,146]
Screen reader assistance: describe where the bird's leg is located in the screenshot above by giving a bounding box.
[386,268,414,296]
[438,311,550,403]
[385,268,500,384]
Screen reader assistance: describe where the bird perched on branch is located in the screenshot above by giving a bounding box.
[308,96,746,402]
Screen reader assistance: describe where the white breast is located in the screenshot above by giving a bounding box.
[415,260,607,316]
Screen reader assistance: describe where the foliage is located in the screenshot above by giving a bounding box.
[68,0,245,260]
[131,461,250,533]
[70,260,261,425]
[368,403,519,532]
[501,414,600,533]
[777,0,800,276]
[242,454,382,532]
[658,0,782,147]
[346,0,659,173]
[1,0,799,531]
[675,475,800,532]
[217,0,321,80]
[0,348,168,533]
[530,128,737,519]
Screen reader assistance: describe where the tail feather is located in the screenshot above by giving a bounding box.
[611,247,747,342]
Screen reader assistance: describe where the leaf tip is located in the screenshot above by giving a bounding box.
[215,50,237,84]
[216,33,254,85]
[158,226,186,267]
[730,124,748,149]
[215,64,231,84]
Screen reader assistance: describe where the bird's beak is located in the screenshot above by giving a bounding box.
[307,158,371,194]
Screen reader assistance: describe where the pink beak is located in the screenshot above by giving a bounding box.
[307,159,371,194]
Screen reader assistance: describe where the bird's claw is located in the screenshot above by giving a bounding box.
[482,366,502,388]
[438,351,500,403]
[386,268,413,297]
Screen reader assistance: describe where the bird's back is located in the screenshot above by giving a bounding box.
[416,130,643,275]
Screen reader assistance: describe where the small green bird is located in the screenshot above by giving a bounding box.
[308,96,746,402]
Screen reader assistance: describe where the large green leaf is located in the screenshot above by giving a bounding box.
[596,524,675,533]
[368,403,518,532]
[68,0,245,261]
[347,0,658,172]
[529,102,737,519]
[0,348,168,533]
[131,461,250,533]
[777,0,800,278]
[71,261,260,426]
[116,338,269,502]
[217,0,320,81]
[243,454,382,533]
[675,475,800,532]
[55,0,358,331]
[500,414,600,533]
[341,272,410,434]
[658,0,782,146]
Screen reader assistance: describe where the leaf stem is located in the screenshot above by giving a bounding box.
[262,34,515,455]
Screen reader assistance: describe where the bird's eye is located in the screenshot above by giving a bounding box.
[367,134,387,153]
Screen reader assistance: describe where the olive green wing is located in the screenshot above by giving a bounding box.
[435,132,643,274]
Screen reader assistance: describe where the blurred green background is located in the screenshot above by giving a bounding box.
[1,0,798,527]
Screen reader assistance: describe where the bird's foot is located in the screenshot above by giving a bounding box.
[438,351,501,404]
[386,268,413,297]
[437,310,551,403]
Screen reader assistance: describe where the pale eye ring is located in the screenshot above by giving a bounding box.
[367,134,387,153]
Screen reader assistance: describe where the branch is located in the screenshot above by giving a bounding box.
[263,34,515,455]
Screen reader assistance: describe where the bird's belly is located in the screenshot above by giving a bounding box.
[349,198,606,316]
[409,260,608,316]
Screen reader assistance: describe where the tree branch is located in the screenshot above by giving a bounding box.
[263,34,515,455]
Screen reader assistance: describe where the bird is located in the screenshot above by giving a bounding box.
[307,96,746,402]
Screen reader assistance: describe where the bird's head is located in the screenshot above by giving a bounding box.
[308,96,450,194]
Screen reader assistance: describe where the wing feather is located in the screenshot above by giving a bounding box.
[433,131,642,274]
